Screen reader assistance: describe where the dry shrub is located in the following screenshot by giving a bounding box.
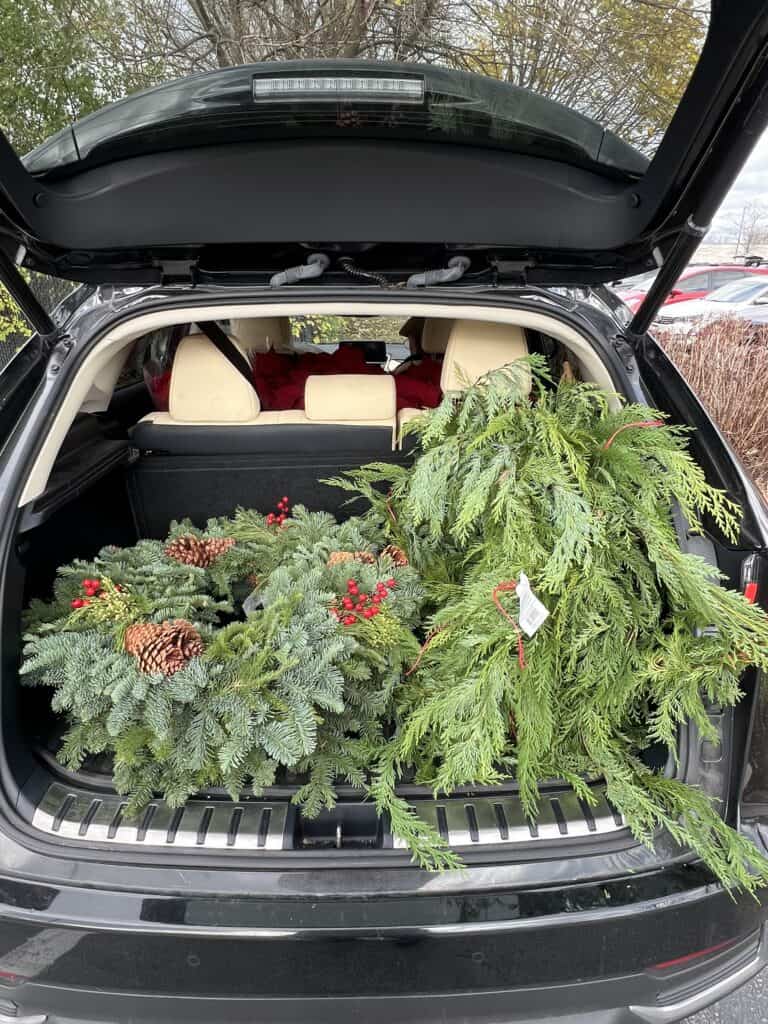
[657,318,768,494]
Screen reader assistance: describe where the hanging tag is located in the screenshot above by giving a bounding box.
[517,572,549,637]
[242,586,262,616]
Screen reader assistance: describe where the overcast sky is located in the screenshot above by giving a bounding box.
[708,128,768,241]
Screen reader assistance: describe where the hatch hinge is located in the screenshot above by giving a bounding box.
[490,259,529,285]
[612,332,641,369]
[154,258,198,285]
[47,333,74,375]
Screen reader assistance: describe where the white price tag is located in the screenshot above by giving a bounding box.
[517,572,549,637]
[242,587,262,616]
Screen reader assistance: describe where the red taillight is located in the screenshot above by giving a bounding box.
[745,581,759,604]
[650,937,736,971]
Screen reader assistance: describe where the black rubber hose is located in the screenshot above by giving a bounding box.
[338,256,391,288]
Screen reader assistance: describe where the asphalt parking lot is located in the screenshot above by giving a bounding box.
[684,968,767,1022]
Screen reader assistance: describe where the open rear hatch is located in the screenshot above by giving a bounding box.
[0,1,767,335]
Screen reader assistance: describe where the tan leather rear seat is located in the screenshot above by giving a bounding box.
[304,374,395,429]
[397,319,529,440]
[230,317,291,354]
[148,332,261,424]
[421,318,453,353]
[132,333,397,454]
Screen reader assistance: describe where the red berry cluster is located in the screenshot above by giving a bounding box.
[331,577,397,626]
[71,577,101,609]
[266,496,291,527]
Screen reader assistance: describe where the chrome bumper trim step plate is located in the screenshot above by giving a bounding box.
[32,781,625,850]
[33,783,291,850]
[391,788,623,848]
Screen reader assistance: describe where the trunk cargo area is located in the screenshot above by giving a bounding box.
[8,412,643,858]
[7,407,729,864]
[4,332,736,870]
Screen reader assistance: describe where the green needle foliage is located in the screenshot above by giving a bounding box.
[20,361,768,893]
[333,359,768,892]
[21,508,423,817]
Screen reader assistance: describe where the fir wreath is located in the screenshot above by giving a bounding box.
[21,505,421,815]
[19,358,768,892]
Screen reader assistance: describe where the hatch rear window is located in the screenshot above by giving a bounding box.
[21,4,710,180]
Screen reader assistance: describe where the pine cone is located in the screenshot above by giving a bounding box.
[381,544,409,567]
[165,535,235,568]
[327,550,376,567]
[125,619,203,675]
[124,621,160,656]
[205,536,236,560]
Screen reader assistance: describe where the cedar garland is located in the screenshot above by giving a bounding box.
[331,359,768,892]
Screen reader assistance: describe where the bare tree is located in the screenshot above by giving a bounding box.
[90,0,462,74]
[33,0,710,159]
[455,0,708,152]
[732,200,768,255]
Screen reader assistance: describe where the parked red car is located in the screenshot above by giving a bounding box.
[615,263,768,312]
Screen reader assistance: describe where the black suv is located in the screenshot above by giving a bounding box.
[0,4,767,1022]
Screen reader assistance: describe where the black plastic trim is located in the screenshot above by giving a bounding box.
[132,421,395,455]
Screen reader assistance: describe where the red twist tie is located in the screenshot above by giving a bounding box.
[602,419,664,450]
[491,581,526,670]
[405,626,445,677]
[385,489,398,525]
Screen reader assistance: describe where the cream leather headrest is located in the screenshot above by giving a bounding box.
[421,318,453,354]
[304,375,396,422]
[441,320,529,392]
[230,317,291,354]
[169,334,260,422]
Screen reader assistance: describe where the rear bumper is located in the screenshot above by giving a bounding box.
[5,929,765,1024]
[0,870,763,1023]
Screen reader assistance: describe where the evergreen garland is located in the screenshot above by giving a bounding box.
[331,359,768,892]
[20,358,768,893]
